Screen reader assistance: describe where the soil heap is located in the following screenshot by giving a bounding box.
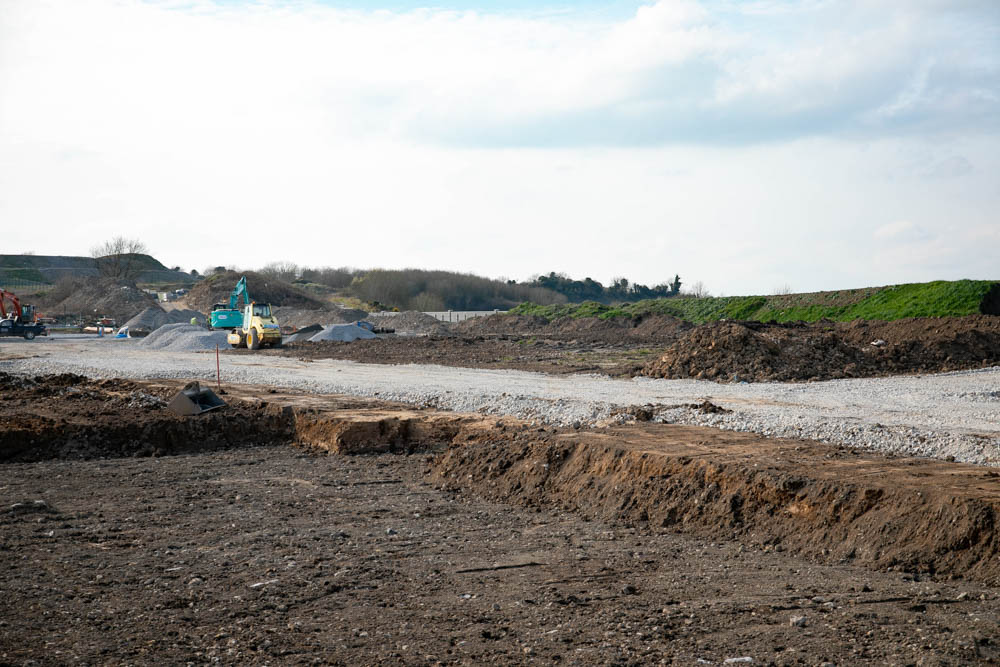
[182,271,326,313]
[40,277,158,324]
[641,315,1000,382]
[456,313,693,343]
[367,311,449,335]
[274,306,368,329]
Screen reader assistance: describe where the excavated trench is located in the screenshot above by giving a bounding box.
[3,374,998,585]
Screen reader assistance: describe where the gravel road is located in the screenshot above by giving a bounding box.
[2,337,998,465]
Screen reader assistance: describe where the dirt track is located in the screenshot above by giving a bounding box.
[2,376,1000,664]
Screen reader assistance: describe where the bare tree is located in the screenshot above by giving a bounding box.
[773,284,793,295]
[259,261,300,282]
[687,281,710,298]
[91,236,148,282]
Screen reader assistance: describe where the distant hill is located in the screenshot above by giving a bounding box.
[183,271,326,312]
[0,254,196,287]
[511,280,1000,323]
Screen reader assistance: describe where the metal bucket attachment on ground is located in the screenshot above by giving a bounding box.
[167,381,226,416]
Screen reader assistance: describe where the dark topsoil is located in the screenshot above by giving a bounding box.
[2,374,999,665]
[266,314,1000,382]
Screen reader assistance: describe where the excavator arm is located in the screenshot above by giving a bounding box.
[228,277,250,310]
[0,290,22,321]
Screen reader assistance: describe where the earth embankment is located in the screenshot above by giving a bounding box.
[5,374,997,584]
[431,422,1000,584]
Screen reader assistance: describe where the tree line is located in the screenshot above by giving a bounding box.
[245,263,684,311]
[86,236,689,311]
[528,272,682,304]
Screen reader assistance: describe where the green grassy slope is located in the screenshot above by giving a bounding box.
[511,280,999,324]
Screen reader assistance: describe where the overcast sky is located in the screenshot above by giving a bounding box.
[1,0,997,296]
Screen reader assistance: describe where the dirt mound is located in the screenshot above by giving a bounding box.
[182,271,326,313]
[454,313,552,336]
[42,277,158,324]
[0,373,290,462]
[431,422,1000,583]
[455,313,692,343]
[274,306,366,329]
[548,314,693,343]
[642,316,1000,382]
[368,311,449,334]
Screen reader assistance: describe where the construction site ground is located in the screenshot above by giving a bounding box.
[1,374,998,665]
[267,314,1000,383]
[269,336,655,376]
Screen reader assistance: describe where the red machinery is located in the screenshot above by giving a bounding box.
[0,289,36,323]
[0,289,47,339]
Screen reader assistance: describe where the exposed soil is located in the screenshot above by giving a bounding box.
[273,306,370,329]
[265,315,1000,382]
[181,271,326,313]
[0,373,286,462]
[265,336,659,376]
[455,313,694,344]
[432,423,1000,585]
[2,374,999,664]
[36,277,159,325]
[641,316,1000,382]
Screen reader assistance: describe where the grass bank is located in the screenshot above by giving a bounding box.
[511,280,1000,324]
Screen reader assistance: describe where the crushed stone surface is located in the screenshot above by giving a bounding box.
[2,338,998,465]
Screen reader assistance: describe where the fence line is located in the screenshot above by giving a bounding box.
[370,310,506,323]
[0,276,50,295]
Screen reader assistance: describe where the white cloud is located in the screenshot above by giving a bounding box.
[0,0,997,294]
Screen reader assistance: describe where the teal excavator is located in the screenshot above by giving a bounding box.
[209,276,250,329]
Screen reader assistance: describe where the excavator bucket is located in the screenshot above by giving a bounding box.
[167,381,226,416]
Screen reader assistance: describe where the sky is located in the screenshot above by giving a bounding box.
[0,0,997,296]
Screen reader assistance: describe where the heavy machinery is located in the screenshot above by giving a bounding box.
[210,276,250,330]
[226,301,282,350]
[0,289,47,340]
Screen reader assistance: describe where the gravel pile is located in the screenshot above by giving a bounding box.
[125,307,206,331]
[283,324,323,344]
[139,323,230,351]
[2,341,998,466]
[308,324,376,342]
